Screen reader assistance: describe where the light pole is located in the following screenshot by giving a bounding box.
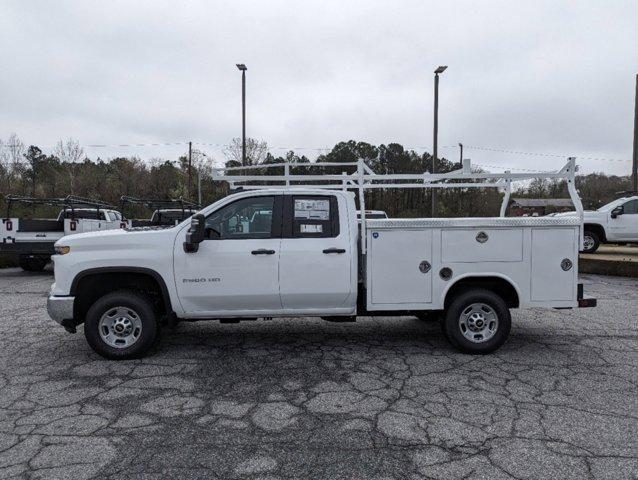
[236,64,247,165]
[632,73,637,192]
[431,65,447,217]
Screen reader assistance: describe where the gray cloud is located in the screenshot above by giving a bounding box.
[0,0,636,174]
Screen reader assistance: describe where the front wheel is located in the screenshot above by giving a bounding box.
[84,291,159,360]
[443,289,511,354]
[581,230,600,254]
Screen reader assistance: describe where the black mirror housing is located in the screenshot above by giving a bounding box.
[183,213,206,252]
[610,206,623,219]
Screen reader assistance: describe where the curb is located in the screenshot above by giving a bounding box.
[579,257,638,278]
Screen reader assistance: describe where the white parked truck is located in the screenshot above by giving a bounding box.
[1,195,125,271]
[555,194,638,253]
[47,158,596,359]
[119,196,199,228]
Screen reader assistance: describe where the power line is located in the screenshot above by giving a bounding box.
[446,144,631,162]
[1,140,631,164]
[473,163,553,173]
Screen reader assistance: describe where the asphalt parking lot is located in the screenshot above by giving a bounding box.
[0,269,636,480]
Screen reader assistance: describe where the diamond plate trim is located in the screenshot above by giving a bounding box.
[367,216,581,229]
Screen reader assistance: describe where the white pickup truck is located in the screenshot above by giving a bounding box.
[47,158,596,360]
[568,195,638,253]
[119,196,199,228]
[1,196,125,271]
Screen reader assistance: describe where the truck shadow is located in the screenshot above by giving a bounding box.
[151,315,587,361]
[0,266,54,276]
[156,317,456,357]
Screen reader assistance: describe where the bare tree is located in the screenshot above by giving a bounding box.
[223,137,268,166]
[0,133,25,192]
[55,138,84,163]
[6,133,25,171]
[0,138,8,192]
[54,138,85,193]
[190,149,216,204]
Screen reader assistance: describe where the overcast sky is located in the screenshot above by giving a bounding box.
[1,0,637,174]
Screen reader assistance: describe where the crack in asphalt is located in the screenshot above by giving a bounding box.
[0,268,636,479]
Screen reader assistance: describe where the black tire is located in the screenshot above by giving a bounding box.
[19,255,48,272]
[581,230,600,254]
[84,291,159,360]
[443,289,511,354]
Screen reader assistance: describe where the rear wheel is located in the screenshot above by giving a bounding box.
[84,291,159,360]
[19,255,49,272]
[581,230,600,253]
[443,289,511,354]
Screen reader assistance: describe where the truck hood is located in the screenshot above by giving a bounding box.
[552,210,599,218]
[55,226,178,249]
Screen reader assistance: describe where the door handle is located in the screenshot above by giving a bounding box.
[251,249,276,255]
[323,248,346,254]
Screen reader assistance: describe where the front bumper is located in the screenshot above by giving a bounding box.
[47,295,75,327]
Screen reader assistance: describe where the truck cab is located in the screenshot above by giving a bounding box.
[176,191,356,316]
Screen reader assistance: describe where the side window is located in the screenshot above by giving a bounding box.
[99,212,107,221]
[622,200,638,214]
[287,195,339,238]
[205,196,277,239]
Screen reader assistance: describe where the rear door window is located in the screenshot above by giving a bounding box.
[284,195,339,238]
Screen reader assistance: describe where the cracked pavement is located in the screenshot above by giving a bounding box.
[0,268,636,479]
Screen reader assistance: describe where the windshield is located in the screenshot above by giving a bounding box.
[597,199,625,212]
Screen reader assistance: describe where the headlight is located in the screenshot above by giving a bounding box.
[54,245,70,255]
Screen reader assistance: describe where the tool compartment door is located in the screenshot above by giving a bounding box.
[441,228,522,263]
[368,229,432,307]
[531,228,576,302]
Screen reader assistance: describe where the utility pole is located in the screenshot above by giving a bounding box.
[459,143,463,164]
[633,74,637,192]
[236,64,247,165]
[431,65,447,217]
[188,141,192,199]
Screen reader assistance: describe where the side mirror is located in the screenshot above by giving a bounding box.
[611,206,623,219]
[183,214,206,253]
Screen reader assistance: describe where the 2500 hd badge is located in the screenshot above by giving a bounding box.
[182,277,221,283]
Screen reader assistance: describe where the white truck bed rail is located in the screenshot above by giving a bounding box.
[211,157,584,252]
